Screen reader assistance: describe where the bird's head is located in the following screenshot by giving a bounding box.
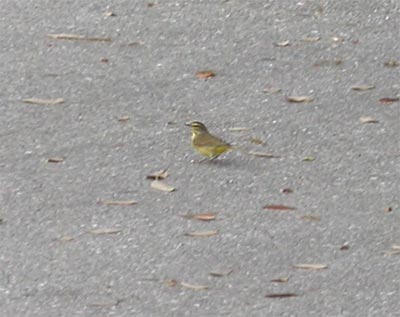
[185,121,209,135]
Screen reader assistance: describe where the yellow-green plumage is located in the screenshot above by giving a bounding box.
[185,121,233,160]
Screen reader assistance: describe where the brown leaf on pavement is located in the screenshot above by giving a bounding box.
[379,97,399,104]
[265,293,298,298]
[101,200,137,206]
[196,71,215,79]
[209,269,233,277]
[23,98,64,105]
[302,36,320,42]
[117,116,130,122]
[47,157,64,163]
[351,85,375,91]
[263,205,296,211]
[150,180,175,192]
[90,228,122,235]
[185,230,218,237]
[384,60,399,68]
[287,96,314,103]
[181,282,209,290]
[164,279,178,287]
[248,151,280,158]
[249,137,265,145]
[146,169,169,180]
[58,235,74,242]
[47,33,111,42]
[293,263,328,270]
[300,214,321,221]
[182,213,217,221]
[103,11,116,17]
[359,116,379,124]
[229,127,251,132]
[263,86,281,94]
[271,277,289,283]
[340,243,350,250]
[274,40,290,47]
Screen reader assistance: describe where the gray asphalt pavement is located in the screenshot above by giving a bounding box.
[1,0,399,316]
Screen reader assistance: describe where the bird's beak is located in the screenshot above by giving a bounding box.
[184,123,191,127]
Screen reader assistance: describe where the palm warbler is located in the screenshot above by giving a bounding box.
[185,121,233,160]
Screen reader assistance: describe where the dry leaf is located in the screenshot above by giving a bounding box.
[164,279,178,287]
[384,60,399,68]
[23,98,64,105]
[47,157,64,163]
[209,270,232,277]
[146,169,169,180]
[229,127,251,132]
[274,40,290,47]
[280,188,293,194]
[104,11,116,17]
[101,200,137,206]
[385,248,400,255]
[47,33,111,42]
[313,59,343,67]
[384,244,400,255]
[359,116,379,124]
[185,230,218,237]
[331,36,344,42]
[302,156,315,162]
[196,71,215,79]
[387,250,400,255]
[183,213,217,221]
[314,5,324,16]
[150,180,175,192]
[384,207,392,213]
[379,97,399,104]
[351,85,375,91]
[90,228,122,235]
[248,151,279,158]
[340,243,350,250]
[263,205,296,211]
[119,42,141,47]
[271,277,289,283]
[47,33,85,40]
[263,86,282,94]
[58,235,74,242]
[181,282,209,290]
[293,263,328,270]
[287,96,314,103]
[117,116,130,122]
[265,293,298,298]
[301,214,321,221]
[302,36,320,42]
[88,299,120,307]
[249,137,265,145]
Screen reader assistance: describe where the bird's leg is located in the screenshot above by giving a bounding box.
[198,157,207,163]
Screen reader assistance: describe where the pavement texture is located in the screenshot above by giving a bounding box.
[1,0,399,316]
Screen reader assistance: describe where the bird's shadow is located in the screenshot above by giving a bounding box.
[196,156,244,169]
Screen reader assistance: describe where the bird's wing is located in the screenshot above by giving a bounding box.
[193,134,231,147]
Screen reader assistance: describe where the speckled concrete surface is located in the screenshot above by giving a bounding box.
[0,1,399,316]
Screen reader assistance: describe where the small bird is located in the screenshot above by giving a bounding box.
[185,121,233,161]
